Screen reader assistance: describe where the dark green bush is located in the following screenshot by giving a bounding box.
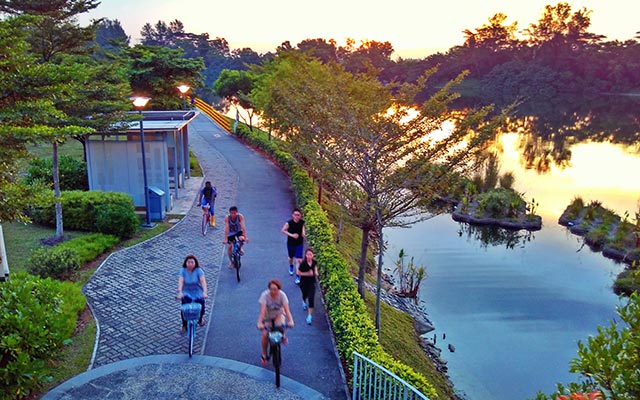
[27,247,80,280]
[95,203,140,239]
[0,273,85,399]
[30,191,139,238]
[56,233,120,264]
[25,155,89,191]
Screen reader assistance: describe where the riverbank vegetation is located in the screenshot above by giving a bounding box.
[559,197,640,294]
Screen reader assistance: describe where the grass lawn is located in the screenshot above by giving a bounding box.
[3,222,91,274]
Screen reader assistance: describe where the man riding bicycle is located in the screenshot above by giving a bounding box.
[223,206,248,269]
[198,181,217,226]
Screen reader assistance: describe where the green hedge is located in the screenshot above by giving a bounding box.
[25,155,89,191]
[0,273,86,399]
[27,233,120,280]
[30,190,139,238]
[234,124,436,397]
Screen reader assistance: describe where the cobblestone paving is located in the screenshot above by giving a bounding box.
[84,116,236,367]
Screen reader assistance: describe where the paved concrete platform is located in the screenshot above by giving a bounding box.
[42,355,324,400]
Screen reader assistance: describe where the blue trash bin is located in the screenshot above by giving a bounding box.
[147,186,166,221]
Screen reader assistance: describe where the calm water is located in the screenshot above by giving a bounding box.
[384,134,640,400]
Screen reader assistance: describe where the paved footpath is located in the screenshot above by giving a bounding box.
[43,114,348,399]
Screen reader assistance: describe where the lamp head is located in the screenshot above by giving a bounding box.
[177,85,191,94]
[132,96,150,109]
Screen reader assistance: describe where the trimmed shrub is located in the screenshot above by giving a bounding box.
[27,247,80,280]
[30,190,139,238]
[56,233,120,265]
[25,155,89,191]
[0,273,86,399]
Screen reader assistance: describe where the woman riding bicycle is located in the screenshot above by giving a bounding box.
[257,279,294,366]
[177,255,208,331]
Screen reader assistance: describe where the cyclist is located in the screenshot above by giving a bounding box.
[177,255,208,330]
[197,181,217,226]
[281,208,305,284]
[223,206,249,269]
[257,279,294,366]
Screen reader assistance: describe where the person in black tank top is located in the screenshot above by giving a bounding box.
[281,208,305,283]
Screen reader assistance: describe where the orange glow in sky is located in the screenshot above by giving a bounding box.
[80,0,640,59]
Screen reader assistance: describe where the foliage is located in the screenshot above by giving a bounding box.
[27,247,80,280]
[55,233,119,265]
[124,44,206,109]
[250,50,509,299]
[29,190,139,238]
[476,187,526,219]
[393,249,427,297]
[213,69,257,129]
[0,272,85,399]
[533,293,640,400]
[25,155,88,191]
[567,197,586,220]
[0,16,84,223]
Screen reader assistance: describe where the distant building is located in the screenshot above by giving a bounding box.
[86,110,198,216]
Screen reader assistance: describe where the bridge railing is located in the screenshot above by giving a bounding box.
[191,97,232,132]
[352,352,430,400]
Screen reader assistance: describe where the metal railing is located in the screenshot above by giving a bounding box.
[352,352,430,400]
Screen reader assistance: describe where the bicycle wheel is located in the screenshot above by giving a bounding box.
[271,343,281,387]
[188,321,196,357]
[201,213,209,236]
[234,252,241,282]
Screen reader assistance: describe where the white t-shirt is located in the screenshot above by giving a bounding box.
[258,289,289,320]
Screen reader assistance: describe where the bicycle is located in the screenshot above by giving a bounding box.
[201,204,212,236]
[230,237,244,282]
[261,319,290,388]
[180,300,202,357]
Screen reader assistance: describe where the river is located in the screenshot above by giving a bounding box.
[384,133,640,400]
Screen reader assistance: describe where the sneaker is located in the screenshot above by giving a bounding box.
[288,265,294,275]
[302,301,308,311]
[306,315,312,325]
[295,275,301,285]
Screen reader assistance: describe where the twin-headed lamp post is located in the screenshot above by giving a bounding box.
[132,96,155,228]
[177,85,191,110]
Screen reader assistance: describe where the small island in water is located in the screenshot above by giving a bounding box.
[558,197,640,294]
[451,187,542,231]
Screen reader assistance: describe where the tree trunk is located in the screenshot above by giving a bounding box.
[375,209,384,338]
[53,142,64,238]
[357,226,370,299]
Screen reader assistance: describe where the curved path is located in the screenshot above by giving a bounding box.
[44,114,347,399]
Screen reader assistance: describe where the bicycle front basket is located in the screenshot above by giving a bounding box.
[268,330,283,344]
[181,302,202,321]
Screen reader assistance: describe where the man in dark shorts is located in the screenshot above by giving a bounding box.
[197,181,217,226]
[223,206,248,268]
[281,208,305,284]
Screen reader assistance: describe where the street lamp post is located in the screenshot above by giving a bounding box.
[132,96,155,228]
[177,85,191,110]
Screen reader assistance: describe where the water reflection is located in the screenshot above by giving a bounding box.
[457,223,536,250]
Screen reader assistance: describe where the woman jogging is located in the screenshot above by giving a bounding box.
[297,248,319,324]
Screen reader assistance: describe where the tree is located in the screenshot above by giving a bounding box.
[94,18,130,54]
[124,45,205,109]
[0,0,101,62]
[251,52,508,307]
[214,69,257,130]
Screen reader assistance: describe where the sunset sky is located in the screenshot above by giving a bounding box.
[79,0,640,59]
